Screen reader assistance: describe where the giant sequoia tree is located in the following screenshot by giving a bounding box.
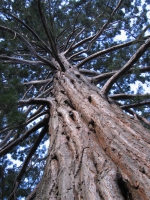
[0,0,150,199]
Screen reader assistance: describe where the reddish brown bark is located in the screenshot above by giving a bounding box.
[35,69,150,200]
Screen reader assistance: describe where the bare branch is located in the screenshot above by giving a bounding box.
[0,109,47,135]
[37,0,59,65]
[112,0,123,15]
[0,108,48,136]
[70,56,86,62]
[26,183,39,200]
[0,55,44,66]
[63,13,80,51]
[89,66,150,84]
[0,25,57,69]
[0,109,47,136]
[31,0,66,71]
[92,1,111,24]
[0,130,13,148]
[121,107,150,127]
[8,125,48,200]
[19,97,53,106]
[25,105,45,123]
[79,69,100,76]
[109,93,150,100]
[134,114,150,127]
[65,28,85,54]
[111,100,150,127]
[21,85,34,100]
[121,100,150,109]
[68,49,88,61]
[76,36,150,69]
[37,87,52,98]
[101,38,150,96]
[4,11,52,54]
[23,78,52,85]
[26,110,48,125]
[88,0,123,50]
[64,1,115,54]
[69,34,94,52]
[56,27,68,42]
[0,116,48,156]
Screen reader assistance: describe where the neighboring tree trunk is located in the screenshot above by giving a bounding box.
[35,69,150,200]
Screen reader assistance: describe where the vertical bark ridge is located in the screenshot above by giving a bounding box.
[59,70,150,199]
[35,70,150,200]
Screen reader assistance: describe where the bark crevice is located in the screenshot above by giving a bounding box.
[34,70,150,200]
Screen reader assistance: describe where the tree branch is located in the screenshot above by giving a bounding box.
[23,78,52,85]
[0,25,57,70]
[76,36,150,69]
[126,109,150,126]
[37,0,56,56]
[56,27,68,42]
[109,93,150,100]
[0,116,48,156]
[0,130,13,148]
[101,38,150,96]
[119,105,150,127]
[79,69,100,76]
[89,66,150,84]
[4,11,52,54]
[37,0,65,72]
[0,55,44,66]
[112,100,150,127]
[69,34,94,52]
[68,49,88,61]
[63,24,79,51]
[8,125,48,200]
[87,0,123,50]
[37,87,52,99]
[18,97,53,106]
[26,183,39,200]
[121,100,150,109]
[65,28,85,54]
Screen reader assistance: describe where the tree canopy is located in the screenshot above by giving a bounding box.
[0,0,150,199]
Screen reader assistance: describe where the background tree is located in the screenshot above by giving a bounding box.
[0,0,150,199]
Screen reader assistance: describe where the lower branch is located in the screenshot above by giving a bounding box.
[109,93,150,100]
[89,66,150,84]
[0,116,48,156]
[0,55,44,66]
[0,130,13,148]
[8,125,48,200]
[121,100,150,109]
[18,97,54,106]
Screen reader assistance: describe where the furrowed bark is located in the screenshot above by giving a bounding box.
[34,69,150,200]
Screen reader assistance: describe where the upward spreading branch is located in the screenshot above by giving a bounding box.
[3,11,53,54]
[75,36,150,68]
[0,25,57,70]
[37,0,56,56]
[88,66,150,84]
[87,0,123,50]
[101,38,150,96]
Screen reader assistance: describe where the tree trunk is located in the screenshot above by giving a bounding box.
[35,69,150,200]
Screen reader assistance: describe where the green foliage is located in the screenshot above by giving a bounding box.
[0,65,27,131]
